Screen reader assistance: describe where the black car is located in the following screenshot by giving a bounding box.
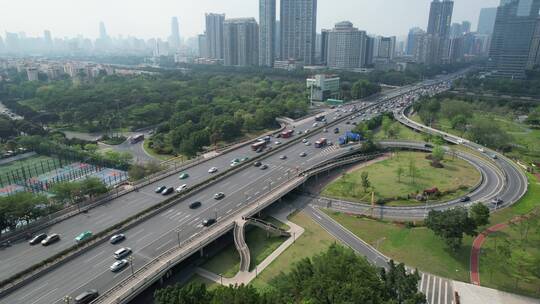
[459,196,471,203]
[253,161,262,167]
[424,143,434,148]
[29,233,47,245]
[162,187,174,196]
[155,186,166,193]
[333,128,340,134]
[74,289,99,304]
[189,201,202,209]
[202,218,216,227]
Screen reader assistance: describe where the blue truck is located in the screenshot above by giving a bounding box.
[339,131,362,146]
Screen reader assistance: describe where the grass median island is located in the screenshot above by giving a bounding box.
[250,211,337,289]
[321,151,481,206]
[201,217,289,278]
[325,211,472,282]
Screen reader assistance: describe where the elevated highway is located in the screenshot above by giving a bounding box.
[0,71,527,304]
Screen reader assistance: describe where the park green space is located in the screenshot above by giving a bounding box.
[201,217,289,278]
[321,151,481,206]
[373,119,426,142]
[325,211,472,282]
[143,140,175,161]
[0,154,59,180]
[249,211,337,289]
[327,172,540,298]
[410,110,540,164]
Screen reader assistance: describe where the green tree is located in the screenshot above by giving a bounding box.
[408,158,419,185]
[469,203,490,227]
[425,207,478,251]
[431,145,445,167]
[361,172,371,193]
[396,166,404,183]
[80,177,108,197]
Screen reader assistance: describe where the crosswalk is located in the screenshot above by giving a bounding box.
[319,145,340,157]
[419,272,454,304]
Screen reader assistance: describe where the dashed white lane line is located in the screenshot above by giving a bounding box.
[155,239,173,251]
[28,288,58,304]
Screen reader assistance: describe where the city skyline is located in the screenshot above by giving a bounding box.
[0,0,499,40]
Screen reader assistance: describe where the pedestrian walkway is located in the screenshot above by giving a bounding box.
[196,207,304,286]
[453,281,540,304]
[419,272,454,304]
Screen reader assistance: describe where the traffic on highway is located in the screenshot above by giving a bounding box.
[0,73,527,304]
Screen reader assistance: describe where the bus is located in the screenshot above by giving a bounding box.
[315,138,327,148]
[129,134,144,144]
[281,130,294,138]
[315,114,325,122]
[251,141,267,151]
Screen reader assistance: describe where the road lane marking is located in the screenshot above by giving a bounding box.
[155,239,173,251]
[17,282,49,301]
[28,288,58,304]
[83,250,106,264]
[444,280,448,304]
[438,278,442,304]
[431,276,436,304]
[129,228,146,239]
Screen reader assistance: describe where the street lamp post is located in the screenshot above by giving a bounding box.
[128,256,134,276]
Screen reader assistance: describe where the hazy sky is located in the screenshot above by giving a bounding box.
[0,0,500,40]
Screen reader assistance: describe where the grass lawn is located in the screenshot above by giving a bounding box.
[321,151,481,206]
[374,120,426,142]
[477,173,540,297]
[0,154,60,181]
[142,140,175,161]
[250,211,337,290]
[201,217,289,278]
[326,211,472,282]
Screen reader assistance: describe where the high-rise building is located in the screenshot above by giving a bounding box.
[426,0,454,64]
[461,21,471,34]
[198,34,208,58]
[406,27,425,55]
[450,23,463,38]
[99,22,108,40]
[326,21,366,69]
[223,18,259,66]
[205,13,225,59]
[44,30,53,48]
[365,36,375,66]
[26,67,39,81]
[377,36,396,61]
[477,7,497,35]
[413,31,431,63]
[259,0,276,67]
[275,20,281,57]
[170,17,181,50]
[488,0,540,78]
[280,0,317,65]
[319,29,330,65]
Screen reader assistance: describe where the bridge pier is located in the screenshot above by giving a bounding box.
[199,247,204,257]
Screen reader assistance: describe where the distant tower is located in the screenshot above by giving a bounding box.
[477,7,497,35]
[170,17,181,50]
[326,21,367,69]
[223,18,259,66]
[99,22,108,40]
[44,30,53,48]
[259,0,276,67]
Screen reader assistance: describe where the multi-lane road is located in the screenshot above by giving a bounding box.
[0,83,427,304]
[0,72,527,304]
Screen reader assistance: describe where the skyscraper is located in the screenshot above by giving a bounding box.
[170,17,181,50]
[99,22,108,40]
[489,0,540,78]
[198,34,208,58]
[319,29,330,65]
[326,21,366,69]
[280,0,317,65]
[477,7,497,35]
[426,0,454,64]
[205,13,225,59]
[44,30,53,48]
[223,18,259,66]
[377,36,396,61]
[406,27,425,55]
[365,36,375,66]
[461,21,471,34]
[259,0,276,67]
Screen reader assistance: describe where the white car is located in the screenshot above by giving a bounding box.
[478,148,485,153]
[275,141,281,145]
[305,142,311,146]
[302,138,308,143]
[208,167,218,173]
[176,184,188,192]
[110,259,128,272]
[312,123,318,127]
